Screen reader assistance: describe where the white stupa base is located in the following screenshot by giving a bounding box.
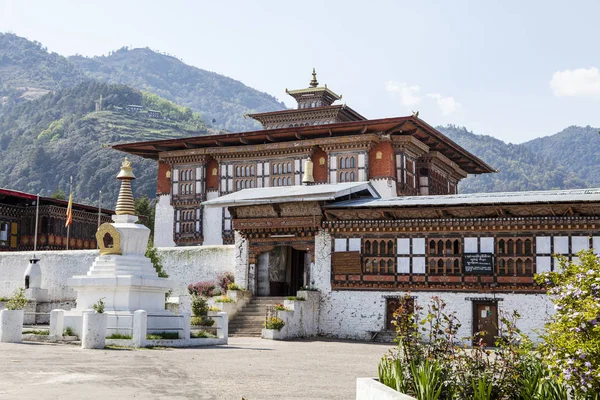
[24,288,48,302]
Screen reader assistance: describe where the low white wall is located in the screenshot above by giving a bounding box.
[356,378,416,400]
[0,246,235,301]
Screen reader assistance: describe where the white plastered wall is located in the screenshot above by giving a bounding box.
[154,194,175,247]
[368,179,397,199]
[203,191,223,245]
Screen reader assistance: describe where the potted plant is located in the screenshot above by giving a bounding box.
[0,288,28,343]
[81,298,108,349]
[262,316,285,340]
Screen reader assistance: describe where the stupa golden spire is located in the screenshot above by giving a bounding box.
[115,158,136,215]
[309,68,318,88]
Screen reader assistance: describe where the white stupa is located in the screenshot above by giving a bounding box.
[64,159,175,335]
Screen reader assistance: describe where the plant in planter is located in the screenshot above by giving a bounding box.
[81,298,108,349]
[0,288,28,343]
[286,296,305,301]
[273,303,290,311]
[227,283,241,291]
[264,317,285,331]
[216,271,234,293]
[190,295,214,327]
[215,296,234,303]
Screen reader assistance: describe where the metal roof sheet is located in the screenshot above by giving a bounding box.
[326,188,600,209]
[202,182,379,208]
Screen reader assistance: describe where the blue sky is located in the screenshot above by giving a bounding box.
[1,0,599,143]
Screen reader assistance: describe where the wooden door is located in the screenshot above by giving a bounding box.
[473,302,498,346]
[386,297,414,331]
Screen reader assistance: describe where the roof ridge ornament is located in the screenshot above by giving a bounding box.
[309,68,318,88]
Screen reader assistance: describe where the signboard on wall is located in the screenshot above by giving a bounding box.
[463,254,494,274]
[332,251,362,274]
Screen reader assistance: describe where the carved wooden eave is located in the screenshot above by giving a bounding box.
[324,202,600,222]
[420,151,468,180]
[319,133,380,153]
[161,154,208,165]
[323,215,600,234]
[391,135,430,157]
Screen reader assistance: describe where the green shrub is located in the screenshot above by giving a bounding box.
[190,316,214,327]
[299,286,319,291]
[107,333,132,339]
[264,317,285,331]
[146,331,179,340]
[286,296,305,301]
[227,283,241,291]
[190,330,217,338]
[215,296,234,303]
[191,295,208,317]
[6,288,28,310]
[64,326,75,336]
[23,329,49,335]
[208,306,220,312]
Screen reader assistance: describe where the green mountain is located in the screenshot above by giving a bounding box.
[0,80,213,205]
[69,47,286,132]
[0,33,84,102]
[522,125,600,186]
[438,125,588,193]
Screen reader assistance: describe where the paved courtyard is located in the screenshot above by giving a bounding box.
[0,337,393,400]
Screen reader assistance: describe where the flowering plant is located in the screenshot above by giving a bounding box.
[273,303,289,311]
[534,249,600,395]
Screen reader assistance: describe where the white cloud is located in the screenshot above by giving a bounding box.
[550,67,600,97]
[426,93,460,116]
[385,81,422,106]
[386,81,460,116]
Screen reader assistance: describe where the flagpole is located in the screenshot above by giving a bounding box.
[97,190,102,249]
[33,194,40,254]
[66,176,72,250]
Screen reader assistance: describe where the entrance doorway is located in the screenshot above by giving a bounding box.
[256,246,307,297]
[386,297,415,331]
[472,301,498,346]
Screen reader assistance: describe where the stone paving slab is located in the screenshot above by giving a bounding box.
[0,337,393,400]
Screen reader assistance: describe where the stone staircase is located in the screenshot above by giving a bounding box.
[229,296,287,337]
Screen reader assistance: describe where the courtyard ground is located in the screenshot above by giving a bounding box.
[0,337,393,400]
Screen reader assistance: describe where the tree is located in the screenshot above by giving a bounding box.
[50,187,66,200]
[134,195,155,237]
[534,250,600,396]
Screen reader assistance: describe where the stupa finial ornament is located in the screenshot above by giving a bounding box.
[115,158,136,215]
[309,68,318,88]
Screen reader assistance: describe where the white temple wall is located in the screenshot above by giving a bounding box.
[312,229,553,341]
[369,178,397,199]
[203,192,223,245]
[234,231,249,291]
[154,194,175,247]
[0,246,234,301]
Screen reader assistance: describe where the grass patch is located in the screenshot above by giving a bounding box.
[191,330,217,338]
[64,326,75,336]
[146,331,179,340]
[23,329,49,335]
[107,333,132,340]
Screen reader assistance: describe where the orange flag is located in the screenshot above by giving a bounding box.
[65,193,73,227]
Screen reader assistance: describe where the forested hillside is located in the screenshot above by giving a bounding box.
[0,81,214,205]
[522,125,600,187]
[0,33,83,102]
[438,125,587,193]
[69,47,286,132]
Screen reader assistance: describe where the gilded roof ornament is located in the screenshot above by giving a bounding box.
[309,68,318,88]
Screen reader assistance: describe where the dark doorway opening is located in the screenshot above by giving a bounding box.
[259,246,307,297]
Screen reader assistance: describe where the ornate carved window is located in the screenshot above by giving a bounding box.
[174,207,202,244]
[496,237,533,275]
[363,238,395,274]
[338,155,357,183]
[271,161,294,187]
[178,168,195,196]
[427,238,461,275]
[234,164,256,191]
